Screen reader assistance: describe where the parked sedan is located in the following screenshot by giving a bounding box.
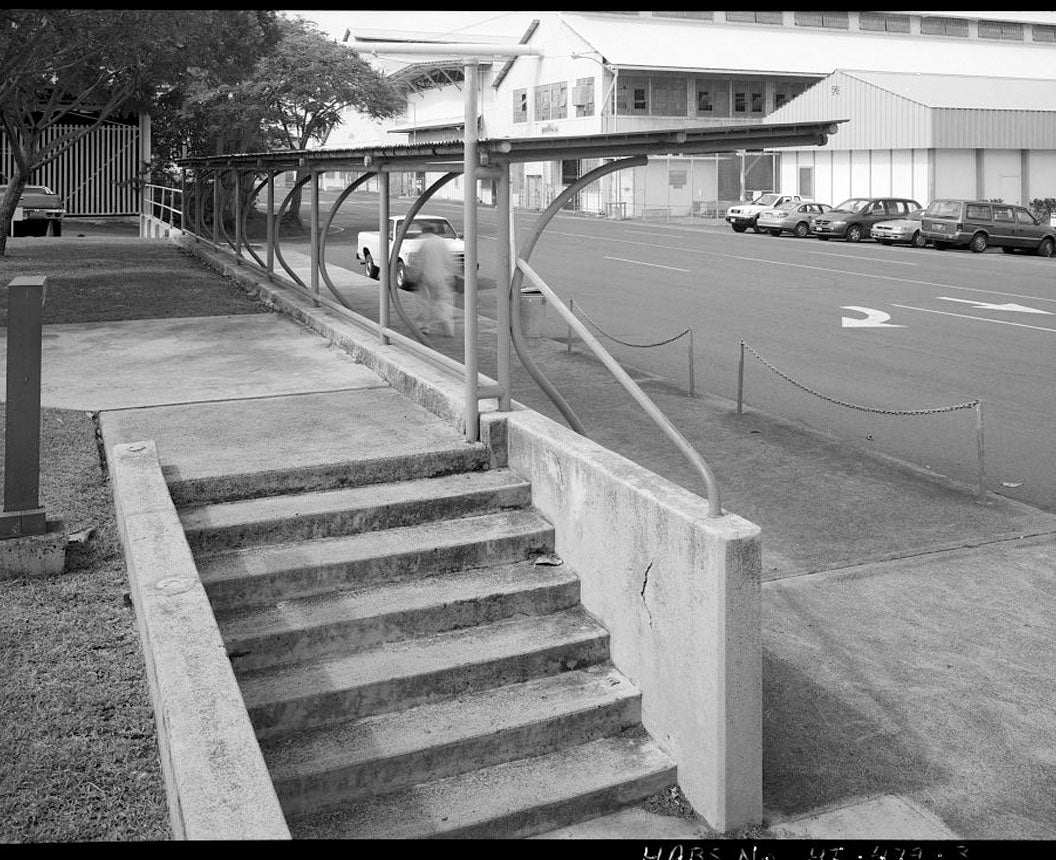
[758,201,832,237]
[870,209,927,248]
[0,184,65,236]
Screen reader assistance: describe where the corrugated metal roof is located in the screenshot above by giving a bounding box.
[176,120,844,171]
[558,12,1056,79]
[841,70,1056,111]
[768,68,1056,150]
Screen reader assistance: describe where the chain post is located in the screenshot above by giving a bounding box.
[737,339,745,414]
[976,400,987,503]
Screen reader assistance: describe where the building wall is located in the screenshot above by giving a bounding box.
[1028,152,1056,202]
[934,149,978,200]
[980,149,1023,204]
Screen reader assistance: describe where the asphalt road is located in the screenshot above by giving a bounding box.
[300,190,1056,513]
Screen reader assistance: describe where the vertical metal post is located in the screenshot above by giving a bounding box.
[266,172,275,275]
[567,297,575,354]
[688,328,695,397]
[495,162,512,412]
[976,400,987,503]
[212,169,220,246]
[180,169,186,230]
[737,339,745,414]
[378,172,390,345]
[233,169,243,262]
[309,169,320,306]
[463,59,480,442]
[1,277,47,538]
[194,172,203,240]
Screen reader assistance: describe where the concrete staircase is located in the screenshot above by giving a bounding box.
[177,445,676,839]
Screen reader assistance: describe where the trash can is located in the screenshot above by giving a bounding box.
[520,286,546,338]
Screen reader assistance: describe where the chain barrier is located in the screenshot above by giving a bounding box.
[740,340,979,415]
[574,301,691,349]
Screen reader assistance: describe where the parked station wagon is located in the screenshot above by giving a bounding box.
[757,200,832,237]
[921,199,1056,256]
[812,197,922,243]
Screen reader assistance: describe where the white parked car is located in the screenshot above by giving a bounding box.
[870,209,928,248]
[357,215,466,291]
[725,193,805,233]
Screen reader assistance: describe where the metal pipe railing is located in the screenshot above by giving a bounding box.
[516,259,723,517]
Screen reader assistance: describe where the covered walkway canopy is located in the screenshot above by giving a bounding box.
[175,118,842,515]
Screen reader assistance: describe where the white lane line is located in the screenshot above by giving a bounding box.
[626,230,683,237]
[547,230,1056,305]
[603,255,691,272]
[808,250,917,266]
[892,304,1056,334]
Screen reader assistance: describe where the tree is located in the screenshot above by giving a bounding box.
[211,15,405,227]
[0,9,278,255]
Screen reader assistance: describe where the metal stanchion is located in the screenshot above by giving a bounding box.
[688,328,695,397]
[976,400,987,503]
[737,339,745,414]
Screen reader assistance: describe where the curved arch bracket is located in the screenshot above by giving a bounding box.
[387,171,461,348]
[509,156,649,437]
[318,171,377,309]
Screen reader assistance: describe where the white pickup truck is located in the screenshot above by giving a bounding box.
[356,215,466,291]
[725,193,805,233]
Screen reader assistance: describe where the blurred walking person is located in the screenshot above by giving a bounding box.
[415,221,456,337]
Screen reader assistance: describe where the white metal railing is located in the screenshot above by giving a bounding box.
[144,183,183,229]
[516,258,722,516]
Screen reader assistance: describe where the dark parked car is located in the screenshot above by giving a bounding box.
[811,197,922,243]
[0,184,65,236]
[921,199,1056,256]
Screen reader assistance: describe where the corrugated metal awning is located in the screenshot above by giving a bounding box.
[176,119,845,172]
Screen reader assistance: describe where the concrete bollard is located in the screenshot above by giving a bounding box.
[1,276,66,578]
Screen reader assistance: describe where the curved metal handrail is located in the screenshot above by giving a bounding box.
[517,259,723,517]
[239,173,270,269]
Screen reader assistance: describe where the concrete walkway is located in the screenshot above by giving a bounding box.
[4,225,1055,840]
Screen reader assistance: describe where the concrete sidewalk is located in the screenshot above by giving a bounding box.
[4,227,1054,839]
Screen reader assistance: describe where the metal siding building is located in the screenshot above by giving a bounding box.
[769,70,1056,206]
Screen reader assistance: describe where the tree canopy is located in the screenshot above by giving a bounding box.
[0,10,405,251]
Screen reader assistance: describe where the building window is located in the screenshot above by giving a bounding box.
[794,11,848,29]
[633,88,647,111]
[653,11,713,20]
[573,77,595,117]
[920,16,969,37]
[725,11,783,25]
[513,88,527,123]
[1034,24,1056,42]
[650,77,688,116]
[534,82,567,121]
[773,79,807,110]
[978,20,1024,41]
[696,79,730,116]
[859,12,910,33]
[733,81,764,115]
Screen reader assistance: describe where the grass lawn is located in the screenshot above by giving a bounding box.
[1,233,272,842]
[0,406,170,841]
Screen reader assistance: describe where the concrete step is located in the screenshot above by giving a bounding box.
[286,731,677,839]
[216,560,581,673]
[166,442,490,507]
[239,607,610,740]
[263,664,643,815]
[180,468,532,554]
[196,509,554,612]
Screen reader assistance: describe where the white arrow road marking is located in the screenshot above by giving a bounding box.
[936,297,1052,315]
[893,304,1056,334]
[603,256,691,272]
[841,306,905,328]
